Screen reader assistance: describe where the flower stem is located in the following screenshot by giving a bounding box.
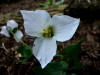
[48,0,53,5]
[11,31,32,50]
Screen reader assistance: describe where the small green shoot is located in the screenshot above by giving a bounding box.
[17,45,32,62]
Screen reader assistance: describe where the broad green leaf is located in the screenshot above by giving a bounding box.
[64,38,86,70]
[45,61,68,72]
[17,45,32,62]
[33,61,68,75]
[65,38,86,59]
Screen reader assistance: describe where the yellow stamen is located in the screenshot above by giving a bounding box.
[42,26,54,38]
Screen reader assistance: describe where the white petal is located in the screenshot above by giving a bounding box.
[14,30,23,42]
[7,20,18,29]
[0,26,10,37]
[52,15,80,42]
[33,38,57,68]
[20,10,51,37]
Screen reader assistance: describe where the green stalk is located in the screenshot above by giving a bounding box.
[48,0,53,5]
[10,31,32,50]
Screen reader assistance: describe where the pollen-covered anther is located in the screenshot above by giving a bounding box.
[42,26,54,38]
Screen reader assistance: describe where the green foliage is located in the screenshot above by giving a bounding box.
[16,38,85,75]
[17,45,32,62]
[40,3,49,7]
[56,54,64,58]
[64,38,86,70]
[40,0,64,7]
[33,61,68,75]
[48,0,53,5]
[12,27,18,33]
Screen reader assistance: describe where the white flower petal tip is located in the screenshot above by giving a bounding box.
[0,26,10,37]
[14,30,23,42]
[52,15,80,42]
[20,10,51,37]
[33,38,57,68]
[7,20,18,29]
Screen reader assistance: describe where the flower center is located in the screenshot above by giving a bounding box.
[42,26,54,38]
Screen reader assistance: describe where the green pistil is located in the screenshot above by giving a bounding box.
[42,26,54,38]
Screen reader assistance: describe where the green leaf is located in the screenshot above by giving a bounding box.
[56,54,64,58]
[65,44,80,58]
[48,0,53,5]
[45,61,68,72]
[64,38,86,70]
[17,45,32,62]
[72,60,82,70]
[33,61,68,75]
[40,3,49,7]
[65,38,86,58]
[12,27,18,33]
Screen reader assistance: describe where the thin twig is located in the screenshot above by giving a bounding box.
[2,43,9,53]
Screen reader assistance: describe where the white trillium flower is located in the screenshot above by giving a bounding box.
[0,20,23,42]
[0,26,10,37]
[20,10,80,68]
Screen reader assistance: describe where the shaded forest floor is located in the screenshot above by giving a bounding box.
[0,0,100,75]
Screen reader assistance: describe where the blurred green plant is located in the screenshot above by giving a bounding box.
[40,0,64,7]
[17,45,32,62]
